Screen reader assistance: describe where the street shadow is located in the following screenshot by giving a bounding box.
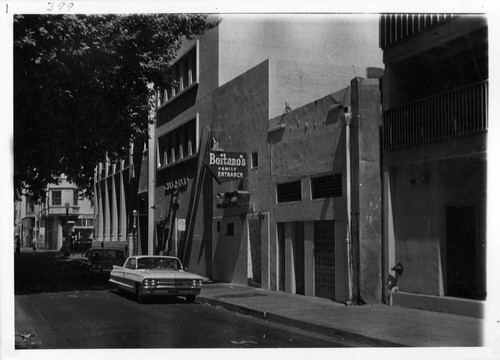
[14,252,114,295]
[110,288,198,305]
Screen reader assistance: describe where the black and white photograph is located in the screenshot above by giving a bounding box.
[2,1,498,359]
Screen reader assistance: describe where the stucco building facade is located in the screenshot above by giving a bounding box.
[150,14,384,303]
[379,14,487,314]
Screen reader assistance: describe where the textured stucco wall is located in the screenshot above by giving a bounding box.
[267,87,351,302]
[350,78,383,304]
[389,158,486,297]
[210,61,270,283]
[155,91,215,277]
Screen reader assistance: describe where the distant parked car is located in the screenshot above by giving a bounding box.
[60,239,92,254]
[73,239,92,252]
[110,256,203,303]
[76,248,126,276]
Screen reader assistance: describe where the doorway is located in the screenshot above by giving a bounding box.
[248,219,262,287]
[446,205,477,299]
[314,220,335,300]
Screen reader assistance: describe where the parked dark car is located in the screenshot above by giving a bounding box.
[60,239,92,255]
[76,248,126,276]
[74,239,92,252]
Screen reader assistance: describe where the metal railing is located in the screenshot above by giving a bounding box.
[380,13,454,49]
[383,80,488,150]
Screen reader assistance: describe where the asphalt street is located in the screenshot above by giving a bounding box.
[14,251,359,349]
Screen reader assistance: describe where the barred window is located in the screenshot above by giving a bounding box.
[311,174,342,199]
[277,181,301,203]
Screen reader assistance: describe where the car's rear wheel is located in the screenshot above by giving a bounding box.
[186,295,196,303]
[136,284,146,303]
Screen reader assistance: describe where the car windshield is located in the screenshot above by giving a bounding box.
[136,257,181,270]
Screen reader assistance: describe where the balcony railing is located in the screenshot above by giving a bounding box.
[382,80,488,151]
[380,13,454,49]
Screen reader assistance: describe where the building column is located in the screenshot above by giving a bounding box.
[285,222,296,294]
[97,180,104,241]
[383,168,395,302]
[111,171,118,241]
[120,169,127,243]
[104,176,110,242]
[304,221,314,296]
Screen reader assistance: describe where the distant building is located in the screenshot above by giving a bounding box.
[18,175,95,250]
[379,14,487,313]
[16,194,39,248]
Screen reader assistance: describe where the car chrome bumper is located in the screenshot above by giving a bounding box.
[143,288,201,296]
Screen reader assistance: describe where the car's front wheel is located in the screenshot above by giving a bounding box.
[136,284,147,303]
[185,295,196,303]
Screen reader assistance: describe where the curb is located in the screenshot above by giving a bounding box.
[198,296,405,347]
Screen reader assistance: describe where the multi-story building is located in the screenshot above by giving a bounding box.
[150,14,383,303]
[16,194,39,248]
[36,175,95,250]
[205,66,383,303]
[94,14,385,303]
[379,14,487,315]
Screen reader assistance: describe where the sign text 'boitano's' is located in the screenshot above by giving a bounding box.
[207,151,248,183]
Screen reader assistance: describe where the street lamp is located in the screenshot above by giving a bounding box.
[65,202,70,255]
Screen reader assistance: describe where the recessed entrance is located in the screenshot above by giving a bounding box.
[446,205,477,299]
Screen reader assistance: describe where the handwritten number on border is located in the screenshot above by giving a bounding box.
[47,2,74,11]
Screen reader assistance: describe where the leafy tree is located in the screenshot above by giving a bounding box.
[14,14,218,200]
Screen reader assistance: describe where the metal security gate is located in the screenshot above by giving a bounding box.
[314,220,335,300]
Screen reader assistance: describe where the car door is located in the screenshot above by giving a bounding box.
[121,258,142,289]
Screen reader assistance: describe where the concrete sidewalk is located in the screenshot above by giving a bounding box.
[197,281,484,347]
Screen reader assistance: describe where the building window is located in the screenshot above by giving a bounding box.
[217,221,221,232]
[52,190,61,206]
[251,152,259,168]
[159,46,197,105]
[73,190,79,206]
[227,223,234,236]
[157,118,197,168]
[26,196,35,213]
[277,181,301,203]
[311,173,343,199]
[76,218,94,227]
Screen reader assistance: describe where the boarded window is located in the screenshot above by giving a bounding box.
[277,181,301,203]
[311,174,342,199]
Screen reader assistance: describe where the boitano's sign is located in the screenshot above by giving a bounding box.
[207,151,248,183]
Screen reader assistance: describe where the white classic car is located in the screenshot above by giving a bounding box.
[109,255,203,303]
